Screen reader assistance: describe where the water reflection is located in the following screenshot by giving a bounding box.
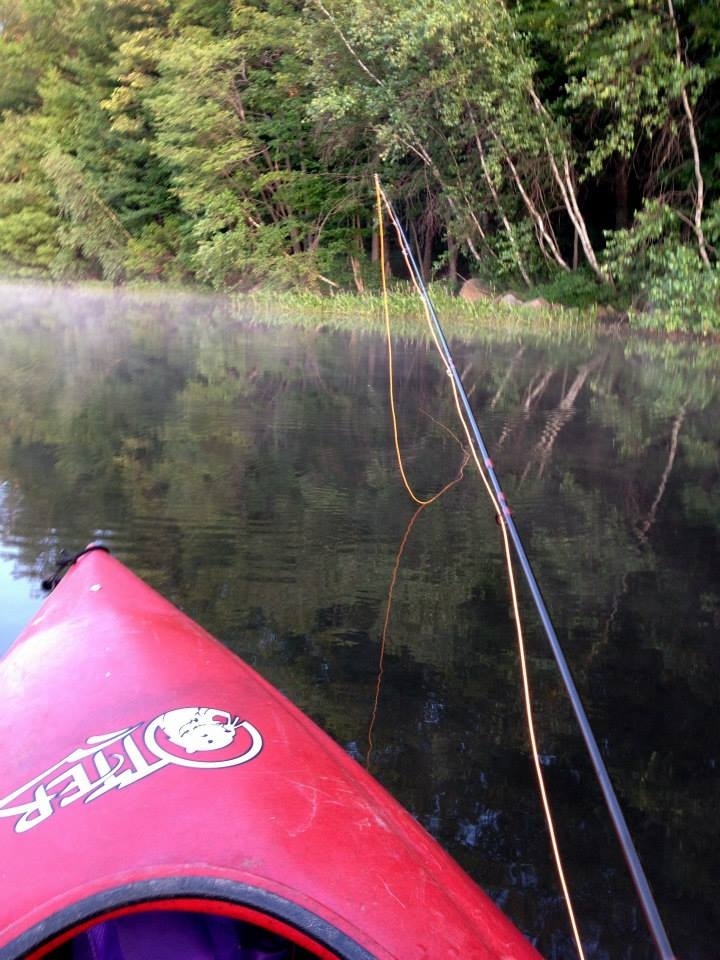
[0,282,718,959]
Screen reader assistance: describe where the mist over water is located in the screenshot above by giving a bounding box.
[1,282,718,959]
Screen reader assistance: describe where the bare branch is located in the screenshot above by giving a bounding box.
[492,128,570,272]
[527,87,609,282]
[473,129,532,286]
[311,0,384,88]
[666,0,711,266]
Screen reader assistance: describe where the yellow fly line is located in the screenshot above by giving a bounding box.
[375,179,462,508]
[374,174,587,960]
[367,418,469,771]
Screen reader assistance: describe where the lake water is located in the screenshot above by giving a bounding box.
[0,283,717,959]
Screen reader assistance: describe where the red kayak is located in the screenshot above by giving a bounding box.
[0,546,541,960]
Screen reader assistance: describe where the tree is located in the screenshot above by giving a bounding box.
[0,111,60,274]
[0,0,717,319]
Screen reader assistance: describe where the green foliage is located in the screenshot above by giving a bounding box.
[305,0,548,273]
[0,0,718,327]
[639,246,720,332]
[604,199,720,330]
[530,268,610,310]
[487,218,545,286]
[0,111,60,272]
[123,218,185,281]
[602,199,676,289]
[41,149,129,281]
[0,208,59,274]
[0,0,60,111]
[564,1,687,176]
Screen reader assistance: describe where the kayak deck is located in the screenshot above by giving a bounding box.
[0,548,541,960]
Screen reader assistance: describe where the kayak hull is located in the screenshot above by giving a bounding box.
[0,549,540,960]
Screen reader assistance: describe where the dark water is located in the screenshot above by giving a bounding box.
[0,283,718,960]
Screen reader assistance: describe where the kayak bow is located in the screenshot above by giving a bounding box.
[0,548,540,960]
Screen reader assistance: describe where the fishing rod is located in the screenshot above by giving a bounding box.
[375,179,676,960]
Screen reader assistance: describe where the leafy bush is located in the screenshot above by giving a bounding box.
[530,267,609,309]
[603,199,674,290]
[604,200,720,332]
[0,209,59,274]
[639,246,720,333]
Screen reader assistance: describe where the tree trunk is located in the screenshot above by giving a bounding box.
[666,0,710,266]
[473,127,533,286]
[492,129,569,274]
[527,87,609,283]
[350,218,365,292]
[350,255,365,293]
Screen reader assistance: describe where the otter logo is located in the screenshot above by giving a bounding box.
[157,707,240,753]
[146,707,261,769]
[0,707,262,833]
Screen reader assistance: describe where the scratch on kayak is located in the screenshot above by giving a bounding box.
[284,777,392,836]
[285,780,319,836]
[315,777,393,830]
[382,879,406,908]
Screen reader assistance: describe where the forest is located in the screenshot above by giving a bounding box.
[0,0,719,330]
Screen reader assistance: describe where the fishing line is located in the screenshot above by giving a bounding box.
[376,176,586,959]
[374,175,676,960]
[376,182,458,507]
[366,418,469,768]
[371,181,472,766]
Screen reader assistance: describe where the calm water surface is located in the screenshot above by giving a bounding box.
[0,283,718,959]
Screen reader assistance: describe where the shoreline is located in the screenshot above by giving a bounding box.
[2,276,718,344]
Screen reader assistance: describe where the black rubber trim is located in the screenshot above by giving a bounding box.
[0,877,377,960]
[41,543,111,592]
